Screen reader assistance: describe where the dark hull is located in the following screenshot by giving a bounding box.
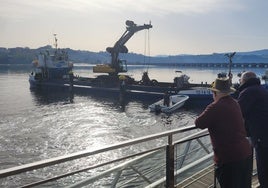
[29,78,213,107]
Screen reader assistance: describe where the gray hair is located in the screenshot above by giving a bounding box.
[241,71,257,82]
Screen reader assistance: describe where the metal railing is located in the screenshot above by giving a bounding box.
[0,125,212,188]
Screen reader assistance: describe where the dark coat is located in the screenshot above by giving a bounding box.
[195,96,251,164]
[238,78,268,146]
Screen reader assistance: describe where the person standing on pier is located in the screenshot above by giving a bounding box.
[195,77,252,188]
[163,91,170,107]
[237,71,268,188]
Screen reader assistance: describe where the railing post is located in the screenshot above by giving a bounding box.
[166,135,174,188]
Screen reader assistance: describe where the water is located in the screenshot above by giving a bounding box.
[0,64,266,187]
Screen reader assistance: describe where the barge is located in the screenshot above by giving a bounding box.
[29,21,213,105]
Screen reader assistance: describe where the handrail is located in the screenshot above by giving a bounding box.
[0,125,212,188]
[67,150,165,188]
[20,146,164,188]
[145,153,213,188]
[0,125,197,178]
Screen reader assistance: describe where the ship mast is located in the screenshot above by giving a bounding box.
[53,34,58,50]
[225,52,236,84]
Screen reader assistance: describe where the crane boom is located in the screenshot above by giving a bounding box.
[93,20,152,75]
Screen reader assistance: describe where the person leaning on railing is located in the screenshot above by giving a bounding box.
[237,71,268,188]
[195,77,252,188]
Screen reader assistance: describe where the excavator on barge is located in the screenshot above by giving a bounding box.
[93,20,152,76]
[90,20,190,88]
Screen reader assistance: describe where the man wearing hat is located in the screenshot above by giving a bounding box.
[195,77,252,188]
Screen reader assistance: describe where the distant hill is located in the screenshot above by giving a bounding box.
[0,46,268,65]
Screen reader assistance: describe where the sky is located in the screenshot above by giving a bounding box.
[0,0,268,56]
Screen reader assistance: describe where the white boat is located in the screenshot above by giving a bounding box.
[149,94,189,113]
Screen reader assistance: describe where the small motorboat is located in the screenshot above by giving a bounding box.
[149,94,189,113]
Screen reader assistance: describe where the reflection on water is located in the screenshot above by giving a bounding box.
[30,89,72,105]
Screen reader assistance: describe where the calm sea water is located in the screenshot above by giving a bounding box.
[0,64,266,187]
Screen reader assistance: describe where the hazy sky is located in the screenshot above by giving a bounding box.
[1,0,267,56]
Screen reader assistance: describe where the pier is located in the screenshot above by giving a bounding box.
[173,63,268,68]
[176,161,259,188]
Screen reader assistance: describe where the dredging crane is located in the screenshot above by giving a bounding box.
[93,20,153,75]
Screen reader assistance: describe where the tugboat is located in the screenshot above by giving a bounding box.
[29,34,73,89]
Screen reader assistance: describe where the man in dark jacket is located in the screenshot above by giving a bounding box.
[195,77,252,188]
[238,71,268,188]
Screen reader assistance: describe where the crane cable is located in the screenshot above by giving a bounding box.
[143,29,151,72]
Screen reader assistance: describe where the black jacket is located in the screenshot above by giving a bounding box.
[238,78,268,146]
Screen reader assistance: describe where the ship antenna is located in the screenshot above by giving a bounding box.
[53,34,58,50]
